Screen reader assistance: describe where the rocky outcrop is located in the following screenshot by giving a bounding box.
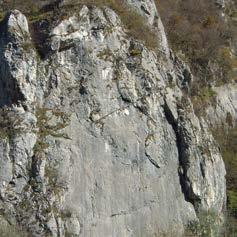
[125,0,169,55]
[0,1,226,236]
[0,10,38,107]
[206,84,237,128]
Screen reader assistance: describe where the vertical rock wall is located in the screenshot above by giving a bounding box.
[0,1,226,236]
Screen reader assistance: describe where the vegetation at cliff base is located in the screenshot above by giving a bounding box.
[0,220,28,237]
[213,126,237,236]
[218,127,237,217]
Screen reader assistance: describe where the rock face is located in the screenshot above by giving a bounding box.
[0,1,226,237]
[206,84,237,128]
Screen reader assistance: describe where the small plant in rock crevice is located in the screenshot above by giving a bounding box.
[0,109,24,141]
[33,107,71,156]
[185,210,220,237]
[97,48,113,61]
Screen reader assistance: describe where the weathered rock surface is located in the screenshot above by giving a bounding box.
[0,1,226,236]
[206,84,237,128]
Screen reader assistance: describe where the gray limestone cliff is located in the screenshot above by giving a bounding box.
[206,84,237,128]
[0,1,227,236]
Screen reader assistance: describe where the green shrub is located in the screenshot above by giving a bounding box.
[228,190,237,217]
[185,210,220,237]
[223,213,237,237]
[212,126,237,235]
[214,127,237,191]
[0,220,28,237]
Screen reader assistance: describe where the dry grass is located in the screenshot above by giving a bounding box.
[0,0,41,20]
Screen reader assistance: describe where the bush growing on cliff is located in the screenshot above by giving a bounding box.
[214,127,237,193]
[0,220,28,237]
[224,213,237,237]
[185,210,221,237]
[213,126,237,236]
